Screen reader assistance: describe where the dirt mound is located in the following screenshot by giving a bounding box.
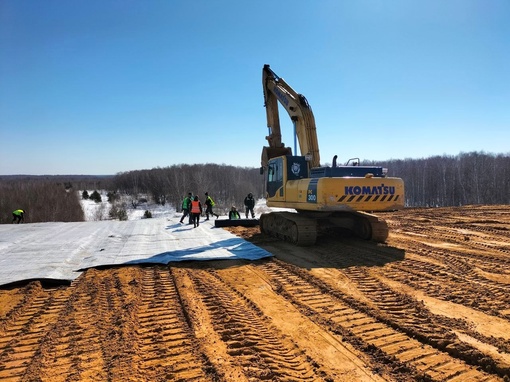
[1,205,509,381]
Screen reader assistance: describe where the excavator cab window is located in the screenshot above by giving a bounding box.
[267,158,284,197]
[267,161,283,183]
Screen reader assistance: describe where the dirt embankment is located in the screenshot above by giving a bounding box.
[1,205,509,381]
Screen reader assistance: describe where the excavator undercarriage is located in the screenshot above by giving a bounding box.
[259,210,389,246]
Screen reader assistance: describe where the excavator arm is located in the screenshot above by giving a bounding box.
[261,64,320,169]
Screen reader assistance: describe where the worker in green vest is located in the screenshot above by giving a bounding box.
[204,192,219,220]
[12,209,25,224]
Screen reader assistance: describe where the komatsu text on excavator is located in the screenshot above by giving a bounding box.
[260,64,404,245]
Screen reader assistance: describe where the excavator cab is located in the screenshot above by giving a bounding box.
[266,155,309,199]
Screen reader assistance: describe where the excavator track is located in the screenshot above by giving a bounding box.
[260,211,389,245]
[260,212,317,246]
[348,211,389,243]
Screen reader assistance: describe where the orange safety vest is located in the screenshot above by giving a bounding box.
[191,200,201,214]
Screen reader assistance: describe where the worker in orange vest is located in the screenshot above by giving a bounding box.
[190,196,203,228]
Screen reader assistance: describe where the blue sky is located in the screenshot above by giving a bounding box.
[1,0,509,175]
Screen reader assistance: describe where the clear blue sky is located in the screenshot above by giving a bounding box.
[1,0,509,175]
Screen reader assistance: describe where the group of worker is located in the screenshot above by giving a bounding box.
[179,192,256,227]
[179,192,218,228]
[229,193,256,220]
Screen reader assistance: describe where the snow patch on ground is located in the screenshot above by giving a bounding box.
[79,191,290,223]
[79,190,112,221]
[254,198,294,215]
[79,191,176,221]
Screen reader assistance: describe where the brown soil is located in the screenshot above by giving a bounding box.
[1,205,510,381]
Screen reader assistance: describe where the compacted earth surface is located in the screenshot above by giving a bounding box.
[1,205,509,381]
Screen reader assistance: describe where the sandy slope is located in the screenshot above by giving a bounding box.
[1,205,509,381]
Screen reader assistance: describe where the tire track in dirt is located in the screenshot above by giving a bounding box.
[393,222,510,262]
[383,243,510,319]
[0,268,141,381]
[135,266,214,381]
[0,282,72,381]
[303,236,510,366]
[254,259,500,381]
[227,207,510,380]
[180,267,330,381]
[0,267,216,382]
[340,265,509,377]
[386,207,510,321]
[389,206,510,259]
[36,270,119,381]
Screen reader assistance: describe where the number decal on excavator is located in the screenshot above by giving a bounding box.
[307,179,318,203]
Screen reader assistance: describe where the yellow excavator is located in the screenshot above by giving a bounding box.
[260,64,404,245]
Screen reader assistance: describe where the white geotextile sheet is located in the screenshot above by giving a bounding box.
[0,215,272,286]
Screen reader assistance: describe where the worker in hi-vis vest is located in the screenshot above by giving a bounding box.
[190,196,202,228]
[12,209,25,224]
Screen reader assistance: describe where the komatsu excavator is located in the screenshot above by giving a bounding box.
[260,64,404,245]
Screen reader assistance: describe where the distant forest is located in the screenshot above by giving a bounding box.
[375,151,510,207]
[0,151,508,224]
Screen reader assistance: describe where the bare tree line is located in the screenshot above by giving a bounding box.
[112,163,262,215]
[0,176,114,224]
[0,180,84,224]
[371,151,510,207]
[1,152,508,224]
[114,152,510,212]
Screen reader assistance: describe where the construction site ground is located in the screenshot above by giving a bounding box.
[1,205,509,381]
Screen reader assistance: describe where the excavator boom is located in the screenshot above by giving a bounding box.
[262,64,320,169]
